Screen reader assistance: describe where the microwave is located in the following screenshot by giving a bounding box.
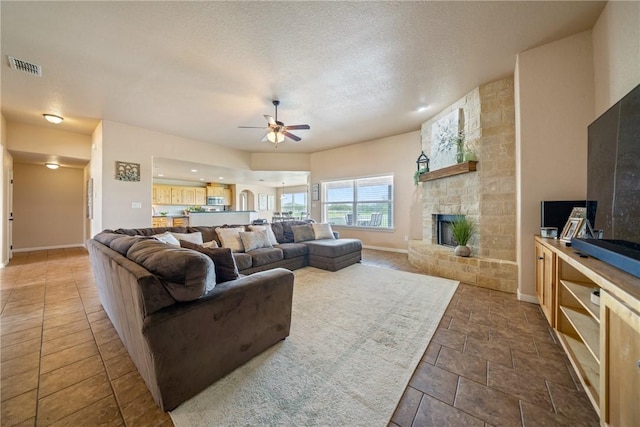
[207,196,224,205]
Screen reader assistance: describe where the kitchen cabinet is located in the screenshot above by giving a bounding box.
[171,217,188,227]
[534,236,640,422]
[195,188,207,206]
[153,185,172,205]
[207,186,224,198]
[181,188,196,205]
[222,188,232,205]
[535,240,555,326]
[152,217,168,228]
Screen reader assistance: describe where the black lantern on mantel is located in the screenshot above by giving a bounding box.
[416,151,430,173]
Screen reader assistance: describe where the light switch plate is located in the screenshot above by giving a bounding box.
[131,202,142,209]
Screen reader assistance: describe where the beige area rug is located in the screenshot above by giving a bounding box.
[170,264,458,427]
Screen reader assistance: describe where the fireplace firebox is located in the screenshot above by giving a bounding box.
[434,214,464,247]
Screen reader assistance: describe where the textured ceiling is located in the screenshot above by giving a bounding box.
[1,1,605,176]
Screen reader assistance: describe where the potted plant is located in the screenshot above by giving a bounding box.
[451,216,475,257]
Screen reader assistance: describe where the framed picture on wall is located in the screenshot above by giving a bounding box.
[258,193,267,210]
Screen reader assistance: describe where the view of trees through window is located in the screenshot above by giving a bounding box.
[322,175,393,228]
[281,192,307,218]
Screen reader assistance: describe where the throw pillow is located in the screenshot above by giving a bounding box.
[291,224,315,243]
[170,231,203,245]
[202,240,219,248]
[239,230,272,252]
[180,240,239,283]
[215,227,245,252]
[248,224,279,246]
[312,223,335,240]
[152,231,181,246]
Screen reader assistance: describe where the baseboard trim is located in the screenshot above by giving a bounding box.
[517,291,538,304]
[12,243,85,253]
[362,245,408,254]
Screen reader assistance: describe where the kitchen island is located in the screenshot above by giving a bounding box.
[188,211,259,227]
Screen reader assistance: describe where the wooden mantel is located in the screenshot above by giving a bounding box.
[418,161,478,182]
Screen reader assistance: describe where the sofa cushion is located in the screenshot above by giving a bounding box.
[232,252,253,271]
[153,231,181,246]
[249,248,284,267]
[127,239,216,301]
[110,235,151,255]
[292,224,315,243]
[94,231,125,247]
[248,224,279,246]
[275,243,308,259]
[216,227,246,252]
[180,240,239,283]
[115,227,188,236]
[170,231,203,245]
[305,238,363,258]
[187,226,220,246]
[311,223,335,240]
[239,230,272,252]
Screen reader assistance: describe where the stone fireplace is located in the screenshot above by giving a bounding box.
[435,214,463,247]
[408,77,518,293]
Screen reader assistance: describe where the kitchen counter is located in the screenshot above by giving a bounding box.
[188,211,258,227]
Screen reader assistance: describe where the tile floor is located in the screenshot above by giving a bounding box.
[0,248,598,426]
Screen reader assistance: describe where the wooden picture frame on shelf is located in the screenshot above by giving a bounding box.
[560,218,583,243]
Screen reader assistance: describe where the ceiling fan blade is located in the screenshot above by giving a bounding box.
[260,133,269,142]
[283,131,301,142]
[238,126,266,129]
[285,124,310,130]
[264,115,276,126]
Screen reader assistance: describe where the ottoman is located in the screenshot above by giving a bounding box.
[305,239,362,271]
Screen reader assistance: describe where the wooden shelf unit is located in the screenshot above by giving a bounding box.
[534,236,640,425]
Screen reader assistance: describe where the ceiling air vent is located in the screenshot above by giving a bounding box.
[7,56,42,77]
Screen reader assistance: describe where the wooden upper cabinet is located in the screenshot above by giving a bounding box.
[182,187,196,205]
[153,185,172,205]
[195,188,207,206]
[222,188,232,205]
[207,186,224,198]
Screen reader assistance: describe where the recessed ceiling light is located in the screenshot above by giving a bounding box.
[158,173,164,177]
[45,162,59,169]
[218,176,224,180]
[199,178,205,181]
[191,169,198,173]
[43,114,63,124]
[416,105,429,112]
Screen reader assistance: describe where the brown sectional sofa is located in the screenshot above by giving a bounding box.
[87,221,361,411]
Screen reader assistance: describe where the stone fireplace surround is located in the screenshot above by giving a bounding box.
[408,77,518,293]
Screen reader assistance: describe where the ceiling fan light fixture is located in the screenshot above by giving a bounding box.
[45,162,60,169]
[267,131,285,144]
[43,114,63,124]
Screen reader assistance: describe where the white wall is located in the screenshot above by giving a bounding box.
[515,31,595,300]
[310,131,421,251]
[96,120,254,231]
[592,1,640,116]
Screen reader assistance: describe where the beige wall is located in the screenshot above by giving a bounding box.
[251,153,311,171]
[1,114,13,265]
[7,122,91,160]
[592,1,640,116]
[515,30,595,300]
[12,163,85,250]
[310,131,421,251]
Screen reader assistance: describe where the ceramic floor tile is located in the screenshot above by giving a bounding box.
[103,352,137,381]
[1,326,42,349]
[448,317,490,340]
[436,346,487,385]
[487,362,553,411]
[511,350,575,388]
[463,336,513,368]
[37,372,113,426]
[111,371,151,408]
[431,328,466,352]
[40,340,99,374]
[390,386,422,427]
[93,325,119,346]
[48,395,124,427]
[414,393,485,427]
[1,351,40,379]
[1,338,43,363]
[409,361,459,405]
[42,317,90,342]
[1,368,39,402]
[454,377,522,427]
[98,336,128,361]
[39,354,106,398]
[422,342,441,365]
[119,391,171,427]
[42,310,87,330]
[520,401,578,427]
[546,382,599,426]
[41,328,94,356]
[0,389,38,427]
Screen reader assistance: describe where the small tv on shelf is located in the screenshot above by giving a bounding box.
[572,83,640,280]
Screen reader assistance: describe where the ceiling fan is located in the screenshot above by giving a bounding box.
[239,100,310,146]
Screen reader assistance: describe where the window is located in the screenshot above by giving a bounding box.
[322,175,393,229]
[281,191,308,218]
